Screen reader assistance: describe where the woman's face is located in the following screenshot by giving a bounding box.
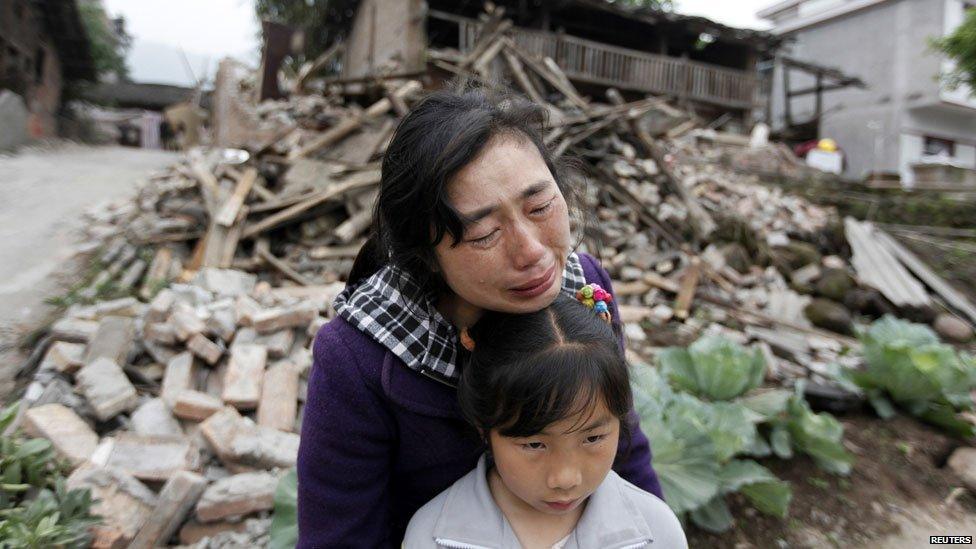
[434,133,572,315]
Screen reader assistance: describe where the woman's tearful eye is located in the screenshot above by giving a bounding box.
[530,198,555,215]
[468,229,499,246]
[520,441,546,451]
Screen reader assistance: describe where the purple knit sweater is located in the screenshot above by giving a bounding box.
[296,253,663,548]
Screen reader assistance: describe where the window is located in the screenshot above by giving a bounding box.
[924,136,955,157]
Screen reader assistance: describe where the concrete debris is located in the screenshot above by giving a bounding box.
[23,403,99,467]
[75,357,139,422]
[67,465,158,548]
[129,471,208,549]
[194,471,279,523]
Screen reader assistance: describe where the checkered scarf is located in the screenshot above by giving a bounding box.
[333,253,587,385]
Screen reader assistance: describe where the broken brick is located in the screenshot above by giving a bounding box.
[131,398,184,438]
[23,403,98,467]
[42,341,85,374]
[252,302,317,333]
[194,471,279,522]
[75,357,138,421]
[221,343,267,409]
[129,470,207,549]
[187,333,224,365]
[83,316,136,367]
[257,361,298,432]
[161,352,198,408]
[168,303,206,341]
[173,390,224,421]
[67,465,158,548]
[105,433,202,482]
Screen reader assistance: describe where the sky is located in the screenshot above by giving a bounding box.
[102,0,774,87]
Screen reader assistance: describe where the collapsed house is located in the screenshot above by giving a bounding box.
[332,0,781,128]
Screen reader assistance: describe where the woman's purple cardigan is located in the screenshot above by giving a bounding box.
[296,253,664,548]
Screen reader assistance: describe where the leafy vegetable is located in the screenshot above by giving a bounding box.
[0,401,100,549]
[658,335,766,400]
[269,469,299,549]
[847,316,976,436]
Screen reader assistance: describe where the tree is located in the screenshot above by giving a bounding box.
[78,2,131,81]
[933,7,976,95]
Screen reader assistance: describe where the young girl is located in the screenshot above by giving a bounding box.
[403,290,686,549]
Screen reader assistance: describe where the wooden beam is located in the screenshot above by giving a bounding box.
[289,80,421,160]
[502,44,545,104]
[674,257,702,320]
[255,239,313,286]
[242,170,381,238]
[215,168,258,227]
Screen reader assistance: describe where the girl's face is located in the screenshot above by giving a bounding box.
[433,133,572,316]
[488,398,620,516]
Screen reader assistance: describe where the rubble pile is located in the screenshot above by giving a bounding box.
[20,268,339,547]
[11,6,976,546]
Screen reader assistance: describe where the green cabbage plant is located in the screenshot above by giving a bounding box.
[845,316,976,437]
[658,335,765,401]
[633,366,791,533]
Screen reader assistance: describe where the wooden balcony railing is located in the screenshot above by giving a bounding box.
[431,11,757,110]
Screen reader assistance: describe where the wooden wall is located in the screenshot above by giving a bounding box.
[342,0,426,80]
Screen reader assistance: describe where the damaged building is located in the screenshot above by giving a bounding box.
[0,0,95,147]
[332,0,781,130]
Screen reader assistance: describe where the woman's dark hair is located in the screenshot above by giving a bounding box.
[457,294,633,442]
[348,84,584,291]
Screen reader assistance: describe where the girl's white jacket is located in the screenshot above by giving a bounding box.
[403,455,688,549]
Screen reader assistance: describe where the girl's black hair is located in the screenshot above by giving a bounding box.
[457,294,633,442]
[348,84,584,291]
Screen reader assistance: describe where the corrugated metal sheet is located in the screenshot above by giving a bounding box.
[844,217,931,308]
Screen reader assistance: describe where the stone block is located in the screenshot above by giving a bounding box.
[146,288,176,324]
[105,434,202,482]
[200,406,299,468]
[255,329,294,359]
[23,403,98,467]
[67,465,157,548]
[186,333,224,365]
[129,470,207,549]
[179,519,250,545]
[257,361,298,432]
[221,344,267,409]
[193,268,257,298]
[234,295,262,327]
[206,306,237,343]
[76,357,138,421]
[131,398,184,438]
[195,471,279,523]
[83,316,136,367]
[173,390,224,421]
[144,322,177,345]
[252,303,317,334]
[169,303,206,342]
[42,341,85,374]
[161,352,198,408]
[93,297,143,319]
[50,317,99,343]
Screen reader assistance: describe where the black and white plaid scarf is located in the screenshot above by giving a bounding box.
[333,253,587,385]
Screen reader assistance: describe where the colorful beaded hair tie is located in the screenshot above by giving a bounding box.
[575,283,613,324]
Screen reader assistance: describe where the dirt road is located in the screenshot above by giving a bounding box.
[0,144,179,399]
